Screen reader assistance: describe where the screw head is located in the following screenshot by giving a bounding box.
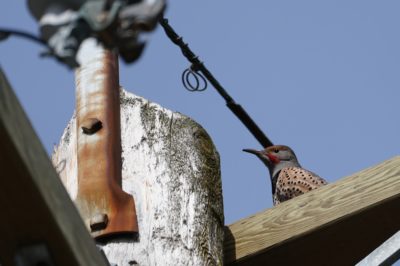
[90,213,109,232]
[81,118,103,135]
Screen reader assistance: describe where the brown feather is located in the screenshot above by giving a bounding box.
[273,166,327,205]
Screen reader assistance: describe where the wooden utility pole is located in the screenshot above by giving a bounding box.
[53,46,224,265]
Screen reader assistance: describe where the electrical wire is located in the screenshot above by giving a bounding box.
[159,17,274,148]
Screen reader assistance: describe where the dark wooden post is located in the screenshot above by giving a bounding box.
[0,68,108,266]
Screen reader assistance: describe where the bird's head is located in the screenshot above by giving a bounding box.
[243,145,300,178]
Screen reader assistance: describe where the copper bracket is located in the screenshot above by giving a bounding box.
[75,41,138,238]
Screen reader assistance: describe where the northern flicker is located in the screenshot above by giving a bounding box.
[243,145,327,205]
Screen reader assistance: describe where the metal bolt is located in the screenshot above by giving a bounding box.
[90,213,109,232]
[81,118,103,135]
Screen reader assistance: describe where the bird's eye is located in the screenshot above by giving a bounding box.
[274,149,279,153]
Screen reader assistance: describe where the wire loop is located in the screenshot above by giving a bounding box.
[181,66,207,92]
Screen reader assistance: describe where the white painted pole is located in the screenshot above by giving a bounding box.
[53,55,224,265]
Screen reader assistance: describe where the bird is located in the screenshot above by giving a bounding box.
[243,145,327,205]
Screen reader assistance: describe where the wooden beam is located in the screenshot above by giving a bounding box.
[0,68,108,266]
[224,156,400,265]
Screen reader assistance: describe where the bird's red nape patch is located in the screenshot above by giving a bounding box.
[267,153,280,164]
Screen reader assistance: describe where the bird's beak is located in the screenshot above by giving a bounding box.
[242,149,261,156]
[243,148,272,167]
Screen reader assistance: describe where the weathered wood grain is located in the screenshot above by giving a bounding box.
[225,156,400,265]
[52,88,224,266]
[0,68,108,265]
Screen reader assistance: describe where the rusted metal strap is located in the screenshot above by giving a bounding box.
[75,39,138,238]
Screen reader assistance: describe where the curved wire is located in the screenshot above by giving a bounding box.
[159,17,274,147]
[0,27,48,47]
[0,27,63,64]
[181,67,208,92]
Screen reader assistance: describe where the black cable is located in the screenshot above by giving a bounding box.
[159,17,274,148]
[0,28,47,47]
[0,27,79,67]
[0,27,58,61]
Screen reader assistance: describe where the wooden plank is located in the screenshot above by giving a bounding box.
[0,68,108,266]
[224,156,400,265]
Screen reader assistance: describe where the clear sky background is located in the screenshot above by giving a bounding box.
[1,1,400,225]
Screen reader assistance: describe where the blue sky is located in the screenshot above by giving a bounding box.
[1,1,400,225]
